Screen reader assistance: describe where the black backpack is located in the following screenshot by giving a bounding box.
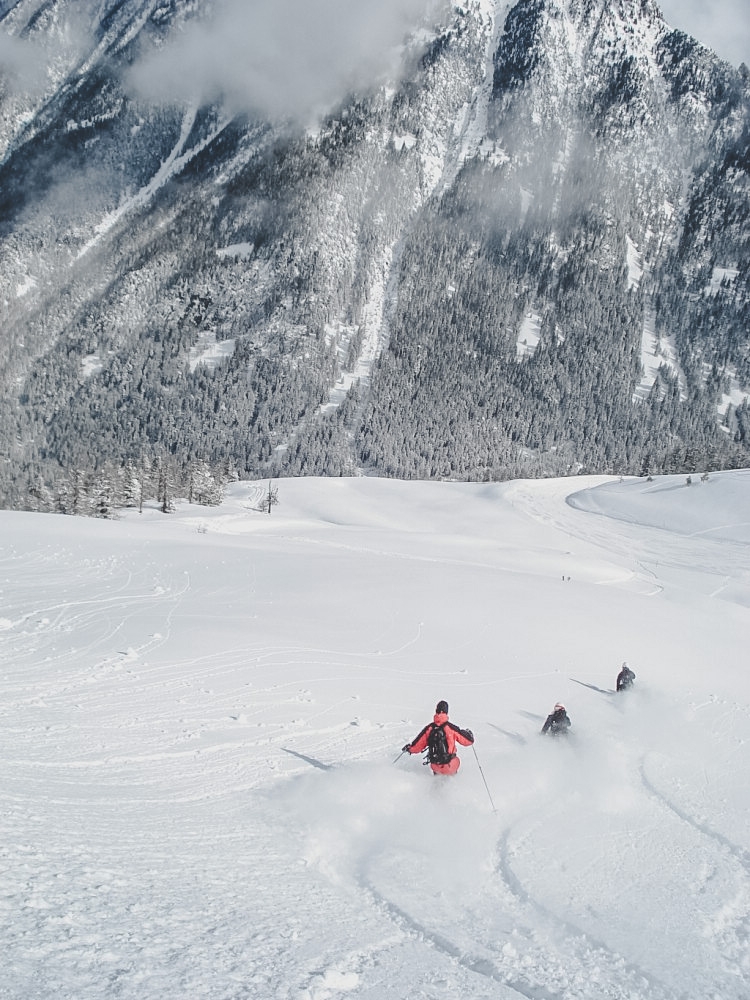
[427,723,453,765]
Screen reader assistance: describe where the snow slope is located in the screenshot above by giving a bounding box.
[2,471,749,999]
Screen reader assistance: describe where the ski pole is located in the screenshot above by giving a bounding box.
[472,745,497,814]
[393,750,406,764]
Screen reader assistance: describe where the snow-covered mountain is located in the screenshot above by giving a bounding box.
[0,0,748,509]
[2,469,749,997]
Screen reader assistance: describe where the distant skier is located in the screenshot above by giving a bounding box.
[616,662,636,692]
[402,700,474,775]
[541,702,571,737]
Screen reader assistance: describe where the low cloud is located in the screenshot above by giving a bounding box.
[658,0,750,67]
[0,32,49,97]
[1,12,97,98]
[127,0,444,121]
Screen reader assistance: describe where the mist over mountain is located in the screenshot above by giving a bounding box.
[0,0,748,513]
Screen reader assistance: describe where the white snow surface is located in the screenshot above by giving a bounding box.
[718,370,749,422]
[626,235,643,290]
[517,311,542,360]
[188,334,236,373]
[635,307,687,402]
[2,470,750,999]
[707,266,740,296]
[76,106,228,261]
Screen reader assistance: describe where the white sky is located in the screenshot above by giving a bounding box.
[659,0,750,67]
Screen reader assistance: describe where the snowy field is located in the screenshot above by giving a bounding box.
[2,470,749,1000]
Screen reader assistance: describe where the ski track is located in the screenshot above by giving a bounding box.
[506,477,750,603]
[495,828,680,1000]
[637,757,750,988]
[2,570,188,708]
[639,757,750,873]
[3,474,750,998]
[359,873,549,1000]
[482,685,750,1000]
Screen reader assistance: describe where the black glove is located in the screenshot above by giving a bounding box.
[464,729,474,742]
[402,744,412,753]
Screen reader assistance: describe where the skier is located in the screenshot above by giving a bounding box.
[402,700,474,775]
[616,661,636,691]
[541,702,571,736]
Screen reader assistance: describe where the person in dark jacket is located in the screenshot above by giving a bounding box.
[402,700,474,775]
[541,702,571,736]
[616,661,636,691]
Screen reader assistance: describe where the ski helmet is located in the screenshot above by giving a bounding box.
[554,702,565,712]
[436,700,449,714]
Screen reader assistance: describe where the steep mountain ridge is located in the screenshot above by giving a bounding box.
[0,0,747,511]
[357,0,749,479]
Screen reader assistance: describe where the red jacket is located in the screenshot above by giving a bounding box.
[407,711,474,774]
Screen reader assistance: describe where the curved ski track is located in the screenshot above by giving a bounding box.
[357,869,554,1000]
[495,828,682,1000]
[639,758,750,873]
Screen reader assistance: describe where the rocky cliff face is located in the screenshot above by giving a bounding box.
[0,0,748,509]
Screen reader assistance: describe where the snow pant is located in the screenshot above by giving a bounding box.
[430,756,460,776]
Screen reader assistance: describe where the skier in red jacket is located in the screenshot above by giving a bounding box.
[402,700,474,775]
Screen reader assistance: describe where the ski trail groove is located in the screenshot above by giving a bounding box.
[639,758,750,874]
[357,873,555,1000]
[496,829,683,1000]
